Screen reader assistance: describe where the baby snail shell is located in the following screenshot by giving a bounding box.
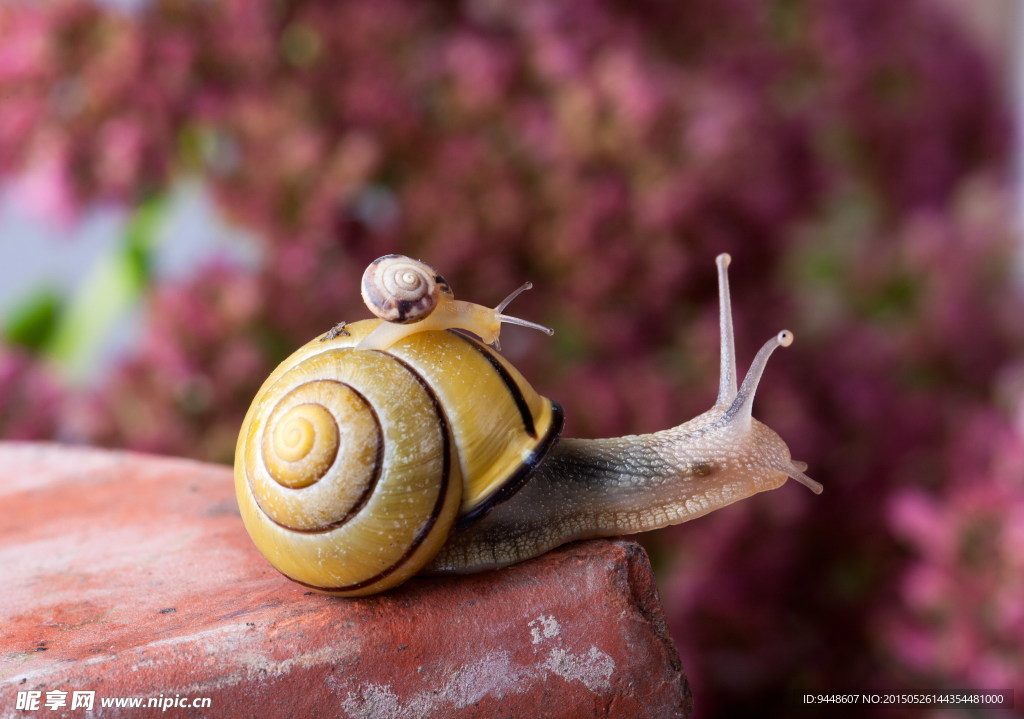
[360,254,450,325]
[234,253,822,597]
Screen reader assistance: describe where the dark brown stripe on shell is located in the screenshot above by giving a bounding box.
[288,352,453,593]
[451,332,538,438]
[434,274,453,297]
[456,400,564,529]
[257,381,384,534]
[393,297,425,324]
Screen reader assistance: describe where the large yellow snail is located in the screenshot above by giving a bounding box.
[234,253,821,596]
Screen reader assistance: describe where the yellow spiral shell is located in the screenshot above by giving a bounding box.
[234,319,562,596]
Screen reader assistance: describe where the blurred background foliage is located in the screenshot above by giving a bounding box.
[1,0,1022,715]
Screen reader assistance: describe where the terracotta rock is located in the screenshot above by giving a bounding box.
[0,442,691,718]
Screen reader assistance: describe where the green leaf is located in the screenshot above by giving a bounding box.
[45,196,166,381]
[2,288,64,352]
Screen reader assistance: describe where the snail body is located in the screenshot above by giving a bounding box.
[234,254,821,596]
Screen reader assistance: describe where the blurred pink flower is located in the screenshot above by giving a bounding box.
[7,151,77,228]
[0,344,64,440]
[875,402,1024,690]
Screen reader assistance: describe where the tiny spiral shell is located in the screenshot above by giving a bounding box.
[361,255,452,324]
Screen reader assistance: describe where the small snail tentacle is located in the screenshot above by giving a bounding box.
[496,281,533,313]
[490,281,554,351]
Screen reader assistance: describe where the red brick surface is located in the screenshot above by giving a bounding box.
[0,442,691,718]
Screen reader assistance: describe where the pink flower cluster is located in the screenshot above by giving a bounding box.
[0,345,63,440]
[887,412,1024,690]
[0,1,181,221]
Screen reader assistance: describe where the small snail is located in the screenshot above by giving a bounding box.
[234,253,821,596]
[354,254,554,351]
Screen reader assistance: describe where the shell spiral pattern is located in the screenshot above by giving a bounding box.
[360,255,450,324]
[234,320,561,596]
[236,341,463,596]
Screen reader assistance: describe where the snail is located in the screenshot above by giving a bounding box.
[234,253,822,597]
